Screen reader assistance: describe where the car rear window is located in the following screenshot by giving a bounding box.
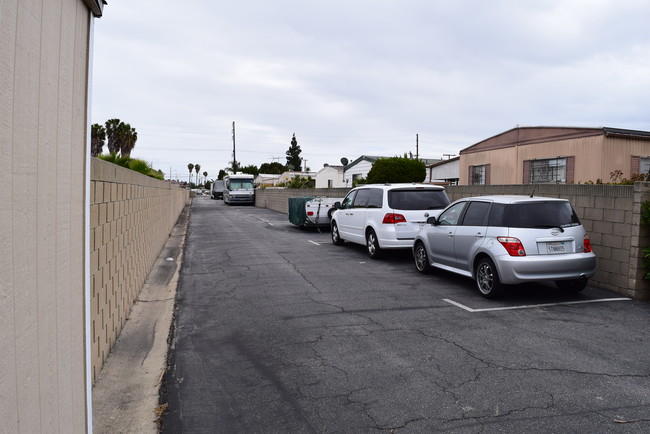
[506,201,580,228]
[388,189,450,211]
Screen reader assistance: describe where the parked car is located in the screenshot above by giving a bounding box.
[413,195,597,298]
[331,183,450,258]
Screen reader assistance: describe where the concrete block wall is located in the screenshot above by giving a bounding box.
[255,184,650,301]
[90,158,189,381]
[255,187,349,214]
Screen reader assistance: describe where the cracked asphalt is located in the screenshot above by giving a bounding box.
[160,197,650,433]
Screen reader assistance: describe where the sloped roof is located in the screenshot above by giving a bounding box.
[344,155,385,170]
[460,126,650,155]
[428,156,460,168]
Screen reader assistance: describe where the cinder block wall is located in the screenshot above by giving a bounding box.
[90,158,189,381]
[255,188,349,214]
[255,184,650,301]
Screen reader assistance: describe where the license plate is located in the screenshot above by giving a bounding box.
[546,242,566,254]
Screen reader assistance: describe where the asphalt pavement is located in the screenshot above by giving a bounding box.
[158,197,650,433]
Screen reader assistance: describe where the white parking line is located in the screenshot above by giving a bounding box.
[308,240,321,245]
[250,215,274,225]
[443,297,632,312]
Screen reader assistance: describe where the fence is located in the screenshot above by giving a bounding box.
[90,158,189,381]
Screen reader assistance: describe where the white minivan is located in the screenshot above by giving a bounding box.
[330,183,449,258]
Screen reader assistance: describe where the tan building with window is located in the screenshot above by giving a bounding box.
[460,126,650,185]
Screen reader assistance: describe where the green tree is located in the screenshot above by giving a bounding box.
[240,164,259,176]
[259,162,287,174]
[285,133,302,171]
[280,175,314,188]
[91,123,106,157]
[218,169,227,180]
[187,163,194,184]
[366,157,426,184]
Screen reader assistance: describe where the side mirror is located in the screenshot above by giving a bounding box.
[333,201,341,209]
[427,216,438,225]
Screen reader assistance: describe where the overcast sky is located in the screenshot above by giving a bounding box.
[91,0,650,181]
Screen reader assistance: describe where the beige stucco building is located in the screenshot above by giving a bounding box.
[1,0,104,432]
[460,126,650,185]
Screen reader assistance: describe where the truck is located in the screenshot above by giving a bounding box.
[211,180,225,200]
[288,196,344,227]
[223,173,255,205]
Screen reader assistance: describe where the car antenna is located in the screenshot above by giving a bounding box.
[529,162,549,197]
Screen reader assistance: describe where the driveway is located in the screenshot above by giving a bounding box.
[161,197,650,433]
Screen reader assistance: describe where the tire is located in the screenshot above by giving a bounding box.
[327,208,335,220]
[556,279,588,293]
[475,258,504,299]
[331,221,344,245]
[413,241,432,274]
[366,229,382,259]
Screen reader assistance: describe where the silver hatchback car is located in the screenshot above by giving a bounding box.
[413,195,597,298]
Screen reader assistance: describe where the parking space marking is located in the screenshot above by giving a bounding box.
[250,215,274,225]
[308,240,322,246]
[443,297,632,312]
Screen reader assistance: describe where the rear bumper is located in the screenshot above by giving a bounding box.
[494,252,598,284]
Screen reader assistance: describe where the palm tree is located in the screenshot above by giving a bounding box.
[119,123,137,157]
[202,171,208,187]
[105,118,121,154]
[91,123,106,157]
[187,163,194,185]
[194,164,201,185]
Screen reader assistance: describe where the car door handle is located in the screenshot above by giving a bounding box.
[475,232,484,238]
[447,232,454,237]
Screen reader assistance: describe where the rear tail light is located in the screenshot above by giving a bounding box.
[497,236,526,256]
[307,211,314,216]
[583,234,592,253]
[382,213,407,224]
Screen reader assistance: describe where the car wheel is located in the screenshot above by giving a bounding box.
[555,279,588,293]
[413,241,432,274]
[475,258,504,299]
[366,229,382,259]
[331,221,344,245]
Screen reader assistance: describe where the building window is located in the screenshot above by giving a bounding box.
[470,165,490,185]
[327,179,333,188]
[529,158,566,183]
[640,157,650,175]
[471,165,485,185]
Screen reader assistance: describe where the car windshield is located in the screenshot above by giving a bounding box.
[229,180,254,189]
[387,189,450,210]
[507,201,580,228]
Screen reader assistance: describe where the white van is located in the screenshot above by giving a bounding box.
[331,183,449,258]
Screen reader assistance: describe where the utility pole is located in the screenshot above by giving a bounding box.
[232,121,237,172]
[416,134,419,160]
